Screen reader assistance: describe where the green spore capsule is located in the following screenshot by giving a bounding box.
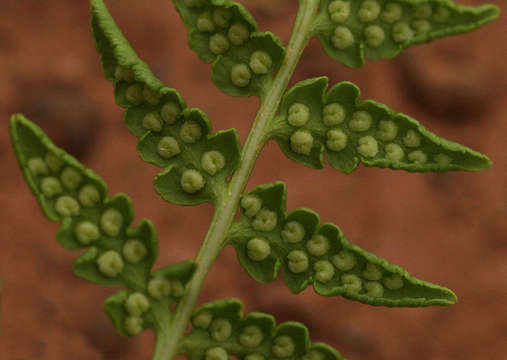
[180,169,205,194]
[100,208,124,237]
[392,22,414,43]
[306,234,330,256]
[170,279,185,297]
[377,120,398,141]
[403,130,421,147]
[385,143,404,162]
[125,84,144,105]
[287,250,309,274]
[326,128,348,152]
[323,102,346,126]
[331,251,356,271]
[142,112,163,132]
[380,3,402,23]
[192,311,213,329]
[363,263,383,281]
[97,250,124,277]
[180,120,203,143]
[147,276,171,300]
[408,150,427,164]
[45,153,64,173]
[61,167,83,191]
[365,281,384,297]
[210,318,232,342]
[412,20,432,36]
[357,136,379,158]
[432,6,450,23]
[288,103,310,127]
[209,33,230,55]
[272,335,295,357]
[358,0,381,22]
[201,150,226,175]
[197,12,215,33]
[349,111,373,132]
[247,237,271,261]
[341,273,362,293]
[122,239,147,264]
[74,221,100,245]
[114,66,135,82]
[228,23,250,46]
[281,221,305,243]
[124,316,143,336]
[241,195,262,217]
[239,325,264,347]
[124,292,150,316]
[412,4,432,19]
[252,209,278,232]
[364,25,386,47]
[143,85,161,105]
[161,102,181,125]
[78,184,101,207]
[157,136,181,159]
[435,153,452,166]
[331,26,355,49]
[205,347,228,360]
[213,8,232,28]
[328,0,351,23]
[231,63,252,87]
[249,50,272,75]
[290,130,313,155]
[314,260,335,283]
[40,177,63,198]
[383,274,404,290]
[55,196,81,217]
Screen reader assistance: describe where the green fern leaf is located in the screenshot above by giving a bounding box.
[269,77,491,173]
[313,0,499,67]
[172,0,286,97]
[180,298,347,359]
[91,0,241,205]
[228,182,457,307]
[10,114,197,337]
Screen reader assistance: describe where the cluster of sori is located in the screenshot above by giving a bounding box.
[287,94,448,165]
[92,0,241,204]
[184,299,345,360]
[116,65,228,194]
[23,149,140,278]
[192,4,259,71]
[11,115,197,337]
[316,0,497,66]
[173,0,285,96]
[272,78,489,173]
[229,182,455,306]
[118,273,186,335]
[105,260,194,336]
[327,0,451,50]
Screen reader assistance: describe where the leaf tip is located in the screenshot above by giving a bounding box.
[479,153,493,170]
[10,113,28,134]
[477,4,501,22]
[464,151,493,172]
[437,286,458,306]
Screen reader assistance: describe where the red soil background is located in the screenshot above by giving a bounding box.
[0,0,505,359]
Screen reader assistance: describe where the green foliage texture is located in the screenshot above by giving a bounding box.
[10,0,499,359]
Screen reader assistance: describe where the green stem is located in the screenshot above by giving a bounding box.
[152,1,320,358]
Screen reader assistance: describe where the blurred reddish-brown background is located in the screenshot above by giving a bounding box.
[0,0,505,359]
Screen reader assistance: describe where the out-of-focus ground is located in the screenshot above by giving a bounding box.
[0,0,505,359]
